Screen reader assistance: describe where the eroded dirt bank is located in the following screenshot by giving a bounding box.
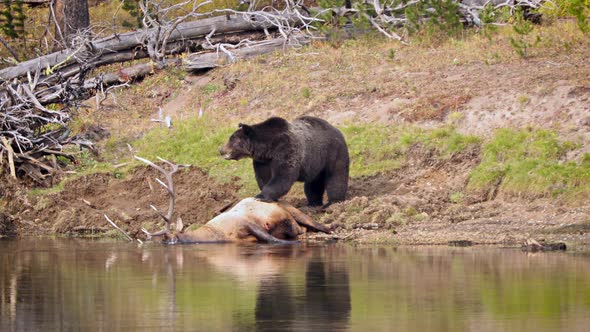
[2,167,239,238]
[2,146,588,249]
[320,147,590,248]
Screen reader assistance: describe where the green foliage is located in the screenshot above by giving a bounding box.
[468,128,590,199]
[541,0,590,32]
[133,119,480,193]
[317,0,345,21]
[415,126,481,156]
[301,87,312,99]
[314,0,464,40]
[0,0,25,39]
[449,192,463,204]
[405,0,462,37]
[201,83,219,94]
[121,0,143,28]
[509,8,540,58]
[478,4,512,39]
[29,182,66,196]
[479,4,498,39]
[134,117,259,195]
[568,0,590,33]
[341,125,406,176]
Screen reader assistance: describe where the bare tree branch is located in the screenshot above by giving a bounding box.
[134,156,190,239]
[103,213,134,241]
[0,35,20,62]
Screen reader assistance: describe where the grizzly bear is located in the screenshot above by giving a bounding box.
[219,116,349,206]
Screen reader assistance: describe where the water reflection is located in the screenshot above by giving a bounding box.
[1,239,590,331]
[255,246,351,331]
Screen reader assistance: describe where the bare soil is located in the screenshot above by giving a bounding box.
[2,167,239,238]
[317,146,590,248]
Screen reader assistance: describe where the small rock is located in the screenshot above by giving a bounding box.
[361,223,380,230]
[328,222,344,231]
[448,240,474,247]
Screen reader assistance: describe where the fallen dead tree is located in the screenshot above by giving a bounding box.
[31,34,310,105]
[0,13,300,82]
[105,157,331,244]
[184,34,309,70]
[1,2,314,184]
[0,0,548,82]
[0,81,95,184]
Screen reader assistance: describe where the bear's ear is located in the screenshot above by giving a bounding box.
[239,123,255,137]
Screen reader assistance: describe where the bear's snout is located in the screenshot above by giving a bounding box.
[218,145,231,159]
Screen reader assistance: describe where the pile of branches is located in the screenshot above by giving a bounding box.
[0,81,91,185]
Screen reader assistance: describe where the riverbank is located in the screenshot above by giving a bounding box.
[1,21,589,248]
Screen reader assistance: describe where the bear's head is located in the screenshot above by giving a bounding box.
[219,123,255,160]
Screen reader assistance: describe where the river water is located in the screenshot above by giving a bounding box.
[1,238,589,331]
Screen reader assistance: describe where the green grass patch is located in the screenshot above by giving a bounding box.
[133,117,259,196]
[406,126,481,157]
[341,125,406,176]
[133,120,481,194]
[28,182,67,196]
[334,124,480,177]
[468,128,590,200]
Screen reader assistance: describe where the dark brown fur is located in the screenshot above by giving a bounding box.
[219,116,350,206]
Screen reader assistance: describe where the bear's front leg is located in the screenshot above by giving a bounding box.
[253,160,272,190]
[256,163,298,201]
[254,193,275,203]
[256,181,291,202]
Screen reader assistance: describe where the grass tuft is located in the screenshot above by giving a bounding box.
[468,128,590,200]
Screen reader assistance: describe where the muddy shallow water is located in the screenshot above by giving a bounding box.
[1,239,590,332]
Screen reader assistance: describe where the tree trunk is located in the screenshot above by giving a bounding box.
[53,0,90,46]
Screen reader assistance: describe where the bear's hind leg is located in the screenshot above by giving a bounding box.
[304,175,326,207]
[325,171,348,206]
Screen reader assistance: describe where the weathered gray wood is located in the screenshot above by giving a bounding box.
[35,62,155,104]
[52,31,263,81]
[184,36,308,70]
[35,35,307,104]
[0,14,293,81]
